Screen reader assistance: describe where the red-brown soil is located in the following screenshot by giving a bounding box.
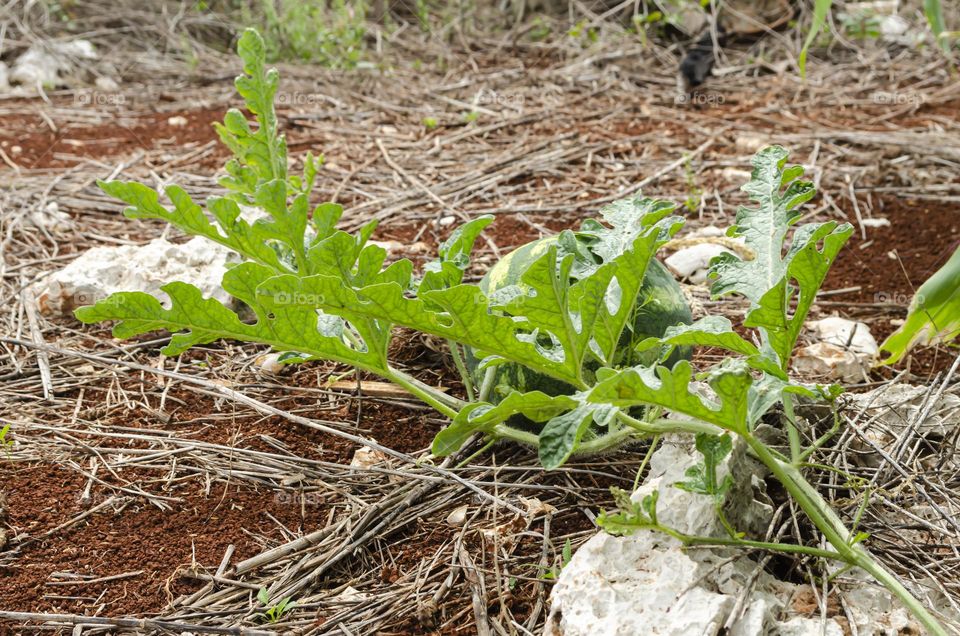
[0,104,228,171]
[823,196,959,377]
[0,463,320,616]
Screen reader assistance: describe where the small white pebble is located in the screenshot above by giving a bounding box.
[446,505,469,526]
[350,446,390,469]
[95,76,120,92]
[255,352,284,374]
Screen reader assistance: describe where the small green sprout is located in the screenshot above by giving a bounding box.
[541,538,574,580]
[529,17,551,42]
[682,155,702,213]
[255,587,296,624]
[0,424,12,456]
[422,116,438,130]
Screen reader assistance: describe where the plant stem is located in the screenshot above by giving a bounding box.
[489,416,718,456]
[478,365,496,403]
[659,526,845,561]
[783,393,801,463]
[634,434,660,490]
[491,423,638,455]
[743,434,948,636]
[797,404,842,463]
[384,366,464,419]
[617,412,720,437]
[456,437,496,468]
[448,341,475,401]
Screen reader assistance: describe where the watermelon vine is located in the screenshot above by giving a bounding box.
[75,28,949,634]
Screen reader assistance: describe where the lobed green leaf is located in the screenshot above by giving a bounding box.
[709,146,852,368]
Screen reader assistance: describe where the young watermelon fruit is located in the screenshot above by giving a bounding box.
[468,232,693,403]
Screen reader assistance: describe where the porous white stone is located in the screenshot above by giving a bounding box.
[39,236,236,315]
[10,40,96,89]
[794,317,879,382]
[27,202,74,232]
[808,316,879,358]
[350,445,390,470]
[860,217,891,228]
[665,244,733,285]
[548,432,924,636]
[548,435,779,636]
[793,342,867,382]
[777,617,845,636]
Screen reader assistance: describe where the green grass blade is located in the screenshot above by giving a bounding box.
[800,0,834,78]
[924,0,950,53]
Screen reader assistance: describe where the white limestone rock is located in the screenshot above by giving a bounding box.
[39,236,236,315]
[10,40,97,89]
[793,342,868,382]
[808,316,879,358]
[27,202,74,232]
[549,533,735,636]
[793,317,879,382]
[548,435,780,636]
[547,432,924,636]
[350,445,391,470]
[665,243,734,285]
[777,617,845,636]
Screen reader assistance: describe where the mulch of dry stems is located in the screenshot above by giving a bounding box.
[1,13,960,636]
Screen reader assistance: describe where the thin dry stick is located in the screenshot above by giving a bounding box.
[0,612,275,636]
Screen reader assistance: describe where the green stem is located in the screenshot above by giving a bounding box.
[634,434,660,490]
[491,423,638,455]
[744,434,948,636]
[384,366,464,419]
[714,505,741,541]
[617,412,721,437]
[478,365,496,404]
[489,415,718,456]
[797,404,842,463]
[456,437,496,468]
[658,525,845,561]
[448,341,475,402]
[850,486,871,537]
[783,393,801,463]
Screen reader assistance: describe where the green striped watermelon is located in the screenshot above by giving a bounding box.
[469,234,692,404]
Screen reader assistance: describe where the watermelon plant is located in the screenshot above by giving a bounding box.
[75,29,948,633]
[467,233,693,405]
